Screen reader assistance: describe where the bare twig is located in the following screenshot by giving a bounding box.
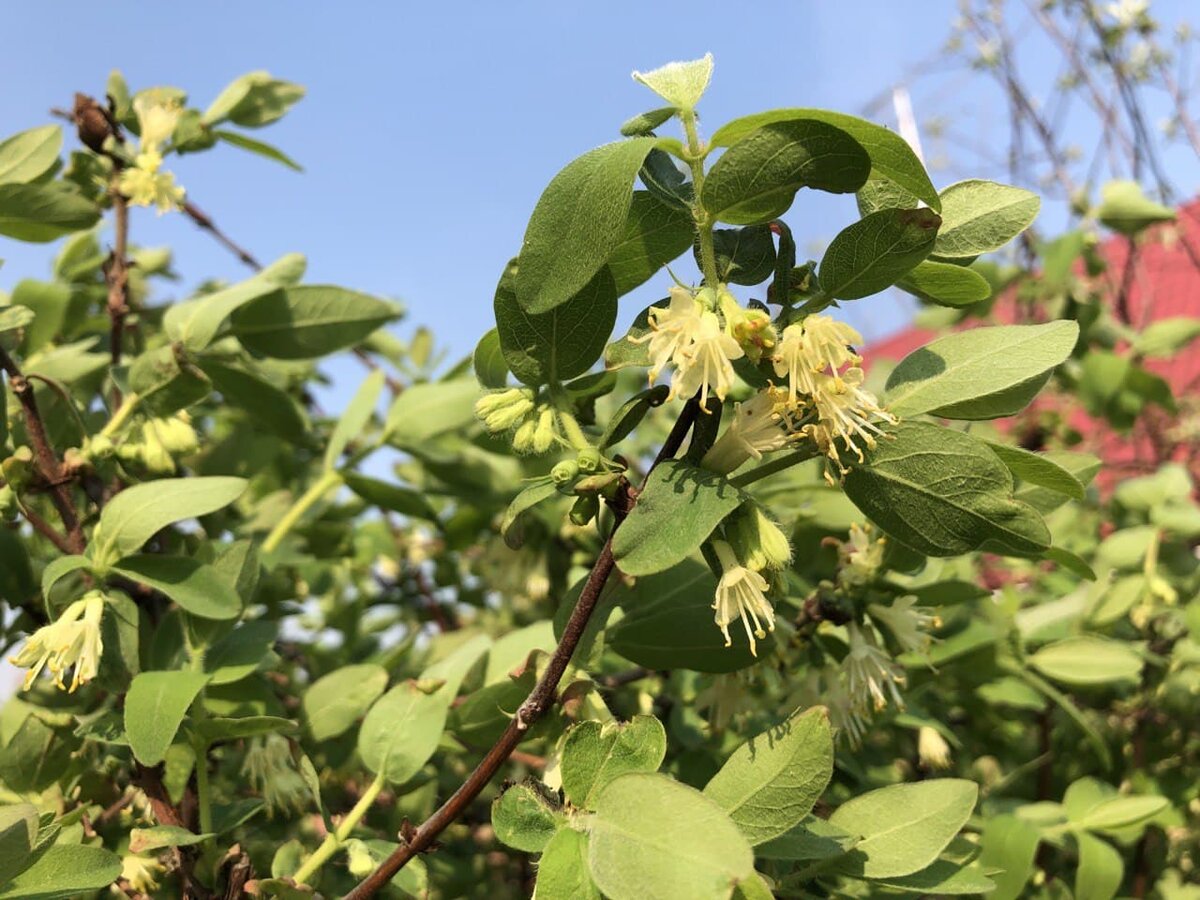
[104,189,131,384]
[346,398,702,899]
[182,201,262,271]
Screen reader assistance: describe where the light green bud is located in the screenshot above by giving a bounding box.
[512,418,538,454]
[475,388,535,432]
[0,484,15,514]
[531,406,557,454]
[157,415,198,455]
[730,505,791,571]
[551,460,580,485]
[577,447,601,473]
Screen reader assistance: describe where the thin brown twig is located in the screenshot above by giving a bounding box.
[346,398,702,899]
[0,348,86,553]
[105,188,131,392]
[182,201,262,271]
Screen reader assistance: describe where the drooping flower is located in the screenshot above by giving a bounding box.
[633,286,706,381]
[700,387,796,474]
[10,590,106,693]
[475,388,535,433]
[132,90,182,152]
[789,665,869,747]
[241,734,310,817]
[711,540,775,657]
[868,596,942,656]
[802,367,897,476]
[918,725,953,771]
[669,310,744,406]
[843,622,906,713]
[120,853,165,894]
[771,315,863,405]
[118,91,186,213]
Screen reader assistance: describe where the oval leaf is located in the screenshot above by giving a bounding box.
[818,207,941,300]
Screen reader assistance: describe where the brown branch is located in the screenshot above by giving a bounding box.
[105,188,131,387]
[346,397,701,899]
[182,201,262,271]
[1116,236,1140,325]
[0,349,85,553]
[17,501,75,555]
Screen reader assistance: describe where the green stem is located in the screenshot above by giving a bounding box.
[194,742,214,836]
[263,469,343,554]
[293,773,386,885]
[557,409,592,451]
[99,392,141,439]
[729,447,820,487]
[680,110,720,289]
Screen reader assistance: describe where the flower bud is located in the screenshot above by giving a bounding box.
[577,447,601,473]
[157,414,198,455]
[729,505,791,572]
[551,460,580,485]
[475,388,535,433]
[531,406,557,454]
[570,494,600,526]
[1,447,34,489]
[918,726,952,771]
[512,418,538,454]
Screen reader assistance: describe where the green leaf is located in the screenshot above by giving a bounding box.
[0,183,101,242]
[708,225,777,286]
[514,137,656,313]
[607,192,694,295]
[0,126,62,184]
[91,477,247,567]
[326,370,385,469]
[897,259,992,307]
[195,715,295,745]
[0,305,36,339]
[884,321,1079,419]
[535,828,600,900]
[491,782,565,852]
[112,555,242,620]
[0,843,121,900]
[632,54,713,110]
[703,706,833,845]
[495,262,617,387]
[1016,451,1102,514]
[128,344,213,416]
[202,71,305,128]
[561,716,667,809]
[1072,794,1167,832]
[230,286,400,359]
[978,814,1039,900]
[124,670,210,765]
[1075,832,1123,900]
[587,773,755,900]
[1028,636,1143,686]
[711,109,939,211]
[842,422,1050,557]
[870,857,996,894]
[164,253,307,350]
[755,817,859,861]
[500,478,561,550]
[702,120,870,224]
[129,824,213,853]
[857,175,919,215]
[343,473,438,521]
[600,385,669,449]
[40,554,90,597]
[201,359,311,443]
[620,107,676,137]
[613,460,749,576]
[204,620,277,685]
[215,130,302,171]
[828,779,978,878]
[604,305,653,370]
[932,179,1040,258]
[818,207,940,300]
[0,803,38,887]
[986,443,1085,500]
[384,378,480,446]
[0,716,70,793]
[1096,180,1175,236]
[303,663,389,742]
[603,559,768,671]
[1133,316,1200,357]
[473,328,509,388]
[11,279,71,354]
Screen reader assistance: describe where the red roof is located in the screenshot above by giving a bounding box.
[867,200,1200,490]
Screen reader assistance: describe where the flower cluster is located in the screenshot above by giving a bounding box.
[117,90,186,213]
[10,590,106,692]
[474,388,561,454]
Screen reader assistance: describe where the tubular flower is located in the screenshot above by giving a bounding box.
[120,854,165,895]
[918,726,953,771]
[10,590,106,692]
[835,522,887,587]
[118,91,186,213]
[711,540,775,657]
[475,388,535,433]
[771,315,863,404]
[633,286,706,381]
[802,367,897,477]
[700,387,796,474]
[843,622,906,713]
[669,310,744,406]
[242,734,310,816]
[868,596,942,656]
[133,90,182,151]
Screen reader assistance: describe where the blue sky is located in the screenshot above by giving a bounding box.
[1,1,1197,386]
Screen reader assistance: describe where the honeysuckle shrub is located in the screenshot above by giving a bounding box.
[0,55,1194,900]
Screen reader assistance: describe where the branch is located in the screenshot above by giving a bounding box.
[105,187,131,385]
[181,200,262,271]
[345,397,701,899]
[0,349,85,553]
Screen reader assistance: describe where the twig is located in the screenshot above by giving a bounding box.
[345,398,701,899]
[182,201,262,271]
[0,349,85,553]
[105,187,131,385]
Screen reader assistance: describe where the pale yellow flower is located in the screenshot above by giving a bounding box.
[918,726,953,770]
[117,163,185,214]
[120,853,165,894]
[844,622,905,713]
[700,387,795,473]
[633,286,706,381]
[670,311,743,406]
[132,91,182,153]
[837,523,886,586]
[868,596,941,656]
[772,315,862,405]
[10,591,105,693]
[802,367,897,476]
[711,540,775,657]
